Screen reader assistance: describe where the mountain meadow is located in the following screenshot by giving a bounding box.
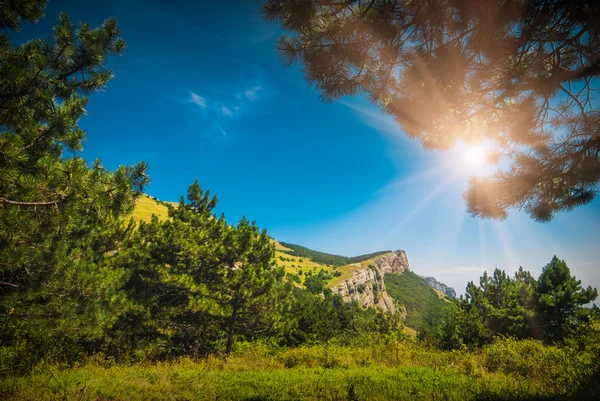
[2,0,600,400]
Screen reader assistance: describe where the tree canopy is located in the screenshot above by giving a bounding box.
[262,0,600,221]
[431,257,597,349]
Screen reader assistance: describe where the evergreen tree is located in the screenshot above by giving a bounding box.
[262,0,600,221]
[535,256,598,343]
[0,0,148,370]
[216,216,293,355]
[109,181,293,357]
[435,257,597,348]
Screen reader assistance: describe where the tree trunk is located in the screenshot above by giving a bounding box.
[225,304,238,355]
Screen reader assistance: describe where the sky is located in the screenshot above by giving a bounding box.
[19,0,600,295]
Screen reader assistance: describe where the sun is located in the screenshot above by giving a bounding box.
[454,142,493,176]
[463,144,487,169]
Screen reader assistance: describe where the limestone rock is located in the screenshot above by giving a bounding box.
[424,276,456,299]
[330,250,409,315]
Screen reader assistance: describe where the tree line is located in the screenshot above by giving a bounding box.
[424,257,598,349]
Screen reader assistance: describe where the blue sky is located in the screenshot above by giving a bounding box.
[22,0,600,294]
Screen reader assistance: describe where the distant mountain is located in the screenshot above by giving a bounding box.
[423,277,456,299]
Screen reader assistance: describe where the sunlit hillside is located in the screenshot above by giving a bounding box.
[130,195,175,222]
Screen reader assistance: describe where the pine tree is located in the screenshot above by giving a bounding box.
[262,0,600,221]
[109,181,293,357]
[0,0,148,370]
[535,256,598,343]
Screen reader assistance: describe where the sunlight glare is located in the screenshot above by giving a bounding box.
[454,142,494,176]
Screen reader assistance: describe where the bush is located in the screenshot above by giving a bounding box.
[483,337,568,385]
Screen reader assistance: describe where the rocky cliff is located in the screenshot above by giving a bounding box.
[424,276,456,299]
[330,250,410,314]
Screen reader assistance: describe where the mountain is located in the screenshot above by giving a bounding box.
[424,276,456,299]
[385,272,452,331]
[328,251,410,314]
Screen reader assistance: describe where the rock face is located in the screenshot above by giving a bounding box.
[424,276,456,299]
[330,250,410,314]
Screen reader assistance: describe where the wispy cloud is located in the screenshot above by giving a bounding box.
[244,85,262,100]
[190,92,207,108]
[220,106,233,117]
[183,80,269,144]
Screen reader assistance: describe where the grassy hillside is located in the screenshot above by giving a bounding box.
[130,195,173,222]
[384,271,452,331]
[279,242,348,266]
[279,242,391,266]
[274,241,332,285]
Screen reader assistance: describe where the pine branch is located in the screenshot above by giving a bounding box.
[0,195,65,206]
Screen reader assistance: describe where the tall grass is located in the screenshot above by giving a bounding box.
[0,338,594,400]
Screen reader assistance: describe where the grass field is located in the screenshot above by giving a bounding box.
[0,340,580,401]
[274,241,332,278]
[130,195,173,222]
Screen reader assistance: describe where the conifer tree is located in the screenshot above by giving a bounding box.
[0,0,147,370]
[109,181,293,357]
[535,256,598,342]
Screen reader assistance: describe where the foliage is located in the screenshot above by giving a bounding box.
[262,0,600,221]
[384,272,451,331]
[106,181,294,357]
[432,257,597,349]
[535,256,598,342]
[303,269,334,294]
[0,0,148,373]
[283,288,404,346]
[3,338,600,400]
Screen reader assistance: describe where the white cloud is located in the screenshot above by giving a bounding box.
[220,106,234,117]
[190,92,207,108]
[244,85,262,100]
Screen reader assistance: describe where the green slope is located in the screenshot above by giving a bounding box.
[384,271,451,331]
[279,242,392,267]
[131,195,171,222]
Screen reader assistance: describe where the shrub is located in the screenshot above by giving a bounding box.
[483,337,568,385]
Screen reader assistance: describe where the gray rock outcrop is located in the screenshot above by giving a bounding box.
[424,276,456,299]
[330,250,410,314]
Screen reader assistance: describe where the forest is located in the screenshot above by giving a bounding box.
[1,0,600,400]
